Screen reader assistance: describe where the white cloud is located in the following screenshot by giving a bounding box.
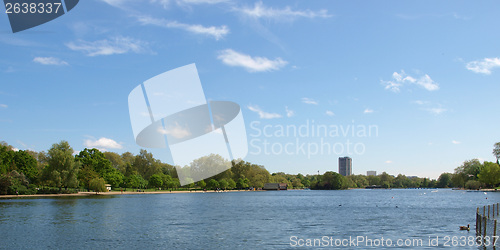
[217,49,287,72]
[235,1,331,21]
[177,0,227,4]
[137,16,229,40]
[452,140,461,145]
[413,101,447,115]
[0,104,7,108]
[466,57,500,75]
[428,107,447,115]
[100,0,128,7]
[301,98,318,105]
[382,70,439,92]
[66,36,149,56]
[413,100,429,105]
[84,137,123,149]
[33,57,68,66]
[364,108,374,114]
[248,105,282,119]
[325,110,335,116]
[416,74,439,91]
[158,123,191,139]
[285,106,294,117]
[385,160,393,164]
[149,0,227,8]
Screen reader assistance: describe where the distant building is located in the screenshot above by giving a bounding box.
[367,171,377,176]
[338,157,352,176]
[263,183,287,190]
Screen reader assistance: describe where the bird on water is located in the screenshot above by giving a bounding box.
[459,224,470,231]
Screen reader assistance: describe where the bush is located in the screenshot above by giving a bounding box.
[465,180,482,190]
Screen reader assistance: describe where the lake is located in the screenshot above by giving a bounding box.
[0,189,498,249]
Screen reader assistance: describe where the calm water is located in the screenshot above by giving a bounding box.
[0,189,498,249]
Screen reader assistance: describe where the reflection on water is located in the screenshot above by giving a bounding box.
[0,190,498,249]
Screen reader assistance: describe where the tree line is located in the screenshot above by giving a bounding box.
[0,140,499,194]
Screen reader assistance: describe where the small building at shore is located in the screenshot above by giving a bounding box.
[263,183,287,190]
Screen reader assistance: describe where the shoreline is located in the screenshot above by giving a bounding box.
[0,189,259,199]
[1,188,498,199]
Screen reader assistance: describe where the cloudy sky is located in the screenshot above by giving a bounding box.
[1,0,499,178]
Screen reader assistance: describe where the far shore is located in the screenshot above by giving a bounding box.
[1,187,499,199]
[0,189,261,199]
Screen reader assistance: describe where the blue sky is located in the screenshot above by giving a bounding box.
[1,0,500,179]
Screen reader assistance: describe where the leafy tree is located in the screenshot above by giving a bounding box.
[494,142,500,164]
[196,180,206,189]
[451,173,466,188]
[78,166,99,191]
[207,179,219,190]
[0,170,32,195]
[148,174,163,189]
[367,175,381,186]
[76,148,124,187]
[455,159,482,180]
[0,142,15,175]
[219,179,229,189]
[236,178,249,189]
[437,173,452,188]
[89,177,107,193]
[13,150,39,182]
[379,172,393,185]
[465,180,482,190]
[317,171,347,190]
[478,162,500,188]
[127,174,147,189]
[347,175,368,188]
[227,178,236,190]
[104,151,126,173]
[133,149,162,180]
[45,141,79,190]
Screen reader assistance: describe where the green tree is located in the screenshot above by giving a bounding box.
[45,141,79,191]
[494,142,500,164]
[103,151,126,174]
[227,178,236,190]
[148,174,163,189]
[236,178,249,189]
[127,174,147,189]
[207,179,219,190]
[78,166,99,191]
[219,179,229,189]
[478,162,500,188]
[133,149,162,180]
[196,180,206,189]
[89,177,107,193]
[437,173,452,188]
[13,150,39,182]
[465,180,482,190]
[317,172,347,190]
[76,148,124,187]
[0,142,15,175]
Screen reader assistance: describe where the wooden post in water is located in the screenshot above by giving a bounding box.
[485,206,487,217]
[484,216,488,243]
[479,213,482,236]
[477,207,480,235]
[489,205,491,219]
[494,219,498,246]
